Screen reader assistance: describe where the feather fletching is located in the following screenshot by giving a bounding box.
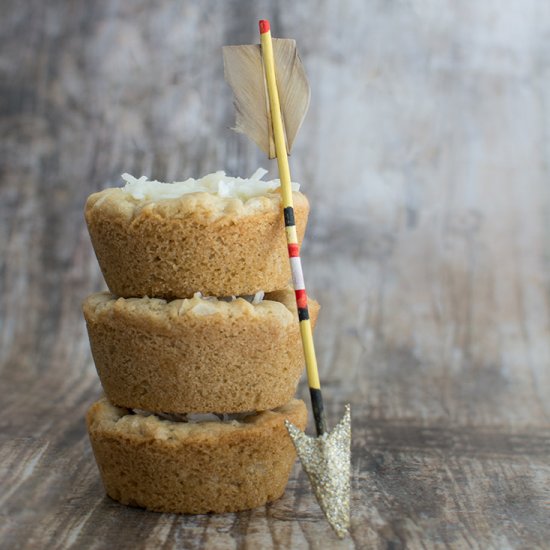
[223,39,310,158]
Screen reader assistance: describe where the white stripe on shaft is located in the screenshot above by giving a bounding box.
[290,257,305,290]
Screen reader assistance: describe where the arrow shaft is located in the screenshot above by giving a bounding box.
[260,23,327,436]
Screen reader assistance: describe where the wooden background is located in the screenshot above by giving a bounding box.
[1,1,549,548]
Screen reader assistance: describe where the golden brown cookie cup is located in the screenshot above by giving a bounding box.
[85,190,309,299]
[87,397,307,514]
[83,289,319,414]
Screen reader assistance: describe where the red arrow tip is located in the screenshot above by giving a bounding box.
[259,20,270,34]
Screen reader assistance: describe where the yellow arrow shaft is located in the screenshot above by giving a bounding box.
[260,28,321,394]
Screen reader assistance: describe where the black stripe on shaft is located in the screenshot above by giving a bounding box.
[298,307,309,321]
[284,207,295,227]
[310,388,328,436]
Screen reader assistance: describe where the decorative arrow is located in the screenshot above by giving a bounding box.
[223,20,351,538]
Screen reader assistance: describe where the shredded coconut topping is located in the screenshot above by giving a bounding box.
[193,291,265,304]
[132,409,256,424]
[121,168,300,202]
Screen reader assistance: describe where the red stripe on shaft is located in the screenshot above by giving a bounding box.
[259,20,270,33]
[288,243,300,257]
[295,289,308,309]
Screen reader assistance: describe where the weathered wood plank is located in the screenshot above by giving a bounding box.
[2,404,549,549]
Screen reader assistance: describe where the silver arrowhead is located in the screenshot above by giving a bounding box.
[285,404,351,538]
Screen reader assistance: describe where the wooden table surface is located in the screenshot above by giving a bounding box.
[1,1,549,549]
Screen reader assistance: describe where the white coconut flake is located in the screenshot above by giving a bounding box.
[252,291,265,304]
[187,292,265,305]
[132,409,255,424]
[120,169,300,202]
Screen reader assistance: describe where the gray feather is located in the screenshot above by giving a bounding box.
[223,39,310,159]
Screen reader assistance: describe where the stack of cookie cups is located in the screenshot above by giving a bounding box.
[83,177,318,513]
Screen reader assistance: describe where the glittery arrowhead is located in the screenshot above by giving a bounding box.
[285,405,351,538]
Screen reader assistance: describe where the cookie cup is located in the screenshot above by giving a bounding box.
[83,289,319,414]
[85,190,309,299]
[87,397,307,514]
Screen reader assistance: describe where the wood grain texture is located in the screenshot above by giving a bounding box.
[1,1,549,549]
